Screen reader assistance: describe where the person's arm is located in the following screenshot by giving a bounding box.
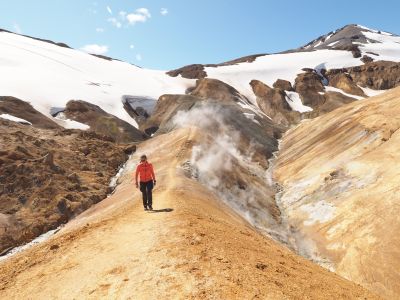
[150,164,156,185]
[135,165,139,188]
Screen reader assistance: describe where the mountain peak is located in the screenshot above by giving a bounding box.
[299,24,397,52]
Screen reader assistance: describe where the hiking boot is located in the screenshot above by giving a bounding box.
[144,206,148,211]
[149,206,153,211]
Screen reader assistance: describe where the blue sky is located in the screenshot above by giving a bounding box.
[0,0,399,70]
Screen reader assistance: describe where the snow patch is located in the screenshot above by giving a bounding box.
[0,226,61,261]
[285,91,313,113]
[54,112,90,130]
[359,86,386,97]
[0,113,31,125]
[324,86,364,100]
[328,41,339,47]
[109,154,133,189]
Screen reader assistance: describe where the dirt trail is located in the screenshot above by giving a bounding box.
[0,127,377,299]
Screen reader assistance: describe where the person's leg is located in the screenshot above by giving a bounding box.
[139,182,148,209]
[146,181,154,209]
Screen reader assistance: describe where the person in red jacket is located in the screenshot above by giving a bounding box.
[135,154,156,211]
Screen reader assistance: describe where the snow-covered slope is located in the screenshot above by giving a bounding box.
[0,30,193,127]
[173,24,400,108]
[1,24,399,125]
[205,49,363,103]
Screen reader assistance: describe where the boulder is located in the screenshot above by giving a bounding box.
[273,79,293,91]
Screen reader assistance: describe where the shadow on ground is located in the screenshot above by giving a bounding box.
[149,208,174,213]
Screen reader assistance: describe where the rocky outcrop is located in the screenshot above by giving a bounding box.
[166,55,266,79]
[361,55,374,63]
[62,100,147,143]
[326,61,400,90]
[327,73,366,96]
[294,71,325,107]
[0,120,131,254]
[167,64,207,79]
[273,79,293,91]
[250,80,300,127]
[142,94,201,135]
[0,96,60,129]
[190,78,248,103]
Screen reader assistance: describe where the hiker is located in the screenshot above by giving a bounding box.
[135,154,156,211]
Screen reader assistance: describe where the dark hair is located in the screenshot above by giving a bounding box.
[140,155,147,159]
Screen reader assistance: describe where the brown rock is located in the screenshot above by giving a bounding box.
[63,100,147,143]
[250,80,300,127]
[327,73,366,97]
[166,64,207,79]
[326,61,400,90]
[190,78,247,103]
[361,55,374,64]
[0,96,60,129]
[294,72,325,107]
[273,79,293,91]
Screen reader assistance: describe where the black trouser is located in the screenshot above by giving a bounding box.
[140,180,154,208]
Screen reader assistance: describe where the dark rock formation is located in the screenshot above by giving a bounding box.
[0,97,60,129]
[250,80,300,127]
[167,64,207,79]
[326,61,400,90]
[62,100,147,143]
[294,71,325,107]
[273,79,293,91]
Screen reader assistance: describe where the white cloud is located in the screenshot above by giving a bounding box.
[107,7,151,28]
[136,54,142,61]
[107,6,112,14]
[96,27,104,33]
[160,8,168,16]
[136,8,151,18]
[129,44,135,49]
[13,23,22,34]
[126,8,151,25]
[81,44,109,55]
[107,17,122,28]
[126,13,147,24]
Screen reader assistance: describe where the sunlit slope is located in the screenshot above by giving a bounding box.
[0,126,376,299]
[274,87,400,298]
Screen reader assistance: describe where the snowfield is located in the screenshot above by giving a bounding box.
[205,50,366,104]
[0,31,193,128]
[1,24,399,126]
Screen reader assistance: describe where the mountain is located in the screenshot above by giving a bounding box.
[0,118,377,299]
[274,86,400,298]
[0,28,192,131]
[1,24,400,298]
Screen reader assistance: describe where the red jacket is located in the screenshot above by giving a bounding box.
[135,162,156,183]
